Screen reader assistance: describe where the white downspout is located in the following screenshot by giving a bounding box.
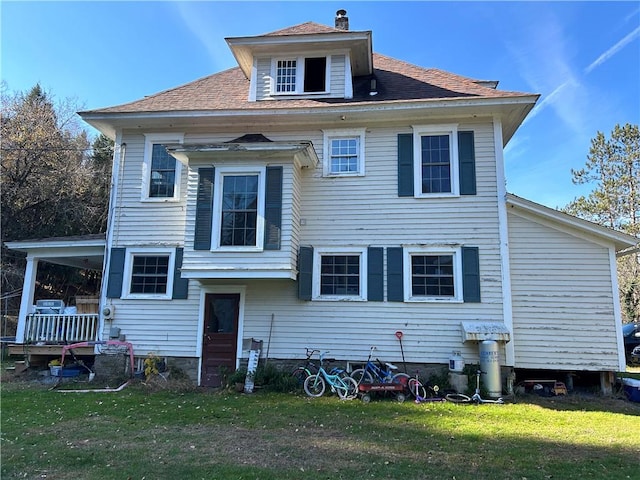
[98,132,125,341]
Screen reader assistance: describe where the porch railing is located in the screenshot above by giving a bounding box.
[24,314,99,344]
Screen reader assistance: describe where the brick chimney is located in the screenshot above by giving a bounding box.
[335,9,349,31]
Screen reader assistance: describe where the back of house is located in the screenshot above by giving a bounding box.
[8,10,637,391]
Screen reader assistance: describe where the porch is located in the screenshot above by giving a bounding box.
[4,234,106,365]
[8,313,100,363]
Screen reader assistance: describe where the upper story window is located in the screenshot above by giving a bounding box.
[272,56,329,95]
[150,145,176,197]
[143,133,184,202]
[322,128,366,177]
[275,59,297,93]
[213,166,266,251]
[220,174,259,247]
[411,125,459,197]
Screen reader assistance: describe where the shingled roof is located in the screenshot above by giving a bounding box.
[83,51,530,116]
[262,21,343,36]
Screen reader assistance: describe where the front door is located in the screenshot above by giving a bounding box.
[201,293,240,387]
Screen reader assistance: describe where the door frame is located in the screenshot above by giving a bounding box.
[197,285,246,386]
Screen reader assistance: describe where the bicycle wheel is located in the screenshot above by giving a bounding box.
[291,367,310,386]
[391,372,410,386]
[407,378,427,399]
[350,369,373,384]
[445,392,471,403]
[337,376,358,400]
[303,374,326,397]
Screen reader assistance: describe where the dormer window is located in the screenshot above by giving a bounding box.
[272,56,329,95]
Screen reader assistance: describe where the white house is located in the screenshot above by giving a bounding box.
[7,11,637,389]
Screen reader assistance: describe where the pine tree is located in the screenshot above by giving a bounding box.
[563,123,640,322]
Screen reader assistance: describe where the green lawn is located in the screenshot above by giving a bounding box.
[1,379,639,480]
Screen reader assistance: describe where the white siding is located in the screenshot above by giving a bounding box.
[255,58,272,101]
[329,54,346,97]
[100,281,201,357]
[112,133,187,246]
[182,158,297,276]
[507,210,619,371]
[108,122,508,366]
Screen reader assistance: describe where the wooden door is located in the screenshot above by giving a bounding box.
[201,293,240,387]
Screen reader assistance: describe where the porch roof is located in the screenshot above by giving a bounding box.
[4,234,106,270]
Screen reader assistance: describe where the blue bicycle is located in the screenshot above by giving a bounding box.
[303,351,358,400]
[350,346,426,399]
[292,348,348,386]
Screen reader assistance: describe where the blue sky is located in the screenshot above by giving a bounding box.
[2,1,639,209]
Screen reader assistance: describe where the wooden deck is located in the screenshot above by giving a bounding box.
[8,344,97,367]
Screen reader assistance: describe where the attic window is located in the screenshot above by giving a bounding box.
[304,57,326,92]
[273,56,329,95]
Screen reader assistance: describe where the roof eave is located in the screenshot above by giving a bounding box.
[226,30,373,78]
[166,140,319,168]
[80,94,538,141]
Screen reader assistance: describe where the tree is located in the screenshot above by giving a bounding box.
[0,84,113,327]
[563,123,640,322]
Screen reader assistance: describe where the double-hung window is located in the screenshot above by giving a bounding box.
[313,247,367,301]
[213,167,266,250]
[123,248,176,299]
[272,56,330,95]
[404,247,463,302]
[322,128,366,176]
[412,125,459,197]
[143,133,184,201]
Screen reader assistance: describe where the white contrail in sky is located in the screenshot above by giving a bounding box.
[585,25,640,74]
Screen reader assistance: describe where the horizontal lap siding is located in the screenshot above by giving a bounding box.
[182,168,295,271]
[101,283,202,357]
[237,122,505,365]
[240,278,505,366]
[256,58,272,101]
[115,134,187,245]
[111,123,507,364]
[507,211,619,370]
[330,55,345,98]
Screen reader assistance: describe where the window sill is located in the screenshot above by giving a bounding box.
[211,246,264,253]
[324,172,365,178]
[141,197,181,203]
[312,296,366,302]
[413,193,460,199]
[405,296,462,303]
[123,294,172,300]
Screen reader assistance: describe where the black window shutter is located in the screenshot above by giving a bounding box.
[367,247,384,301]
[397,134,414,197]
[297,246,314,301]
[458,131,476,195]
[264,166,283,250]
[387,247,404,302]
[106,247,126,298]
[462,246,481,302]
[172,247,189,299]
[194,168,215,250]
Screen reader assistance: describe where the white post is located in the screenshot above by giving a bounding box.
[16,256,38,343]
